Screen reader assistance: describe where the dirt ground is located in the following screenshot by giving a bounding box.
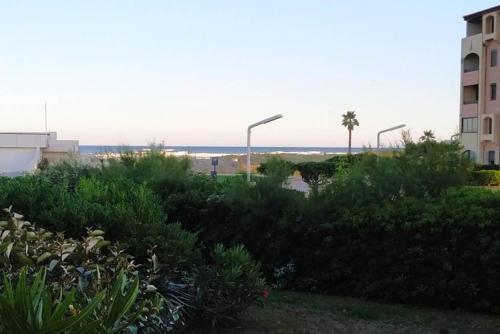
[190,291,500,334]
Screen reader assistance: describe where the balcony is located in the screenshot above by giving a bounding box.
[463,70,479,86]
[462,33,483,56]
[482,133,494,141]
[484,15,496,41]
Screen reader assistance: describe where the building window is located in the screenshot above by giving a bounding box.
[487,15,495,34]
[492,49,498,67]
[488,151,496,165]
[491,83,497,100]
[463,84,479,104]
[462,150,477,162]
[464,53,480,72]
[461,117,478,133]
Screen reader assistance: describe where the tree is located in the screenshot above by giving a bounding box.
[400,129,413,146]
[341,111,359,155]
[419,130,436,142]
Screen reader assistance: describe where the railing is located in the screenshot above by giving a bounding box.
[463,100,478,105]
[464,68,479,73]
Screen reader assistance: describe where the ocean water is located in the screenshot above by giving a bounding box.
[79,145,365,157]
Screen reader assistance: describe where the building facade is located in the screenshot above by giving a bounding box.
[460,6,500,164]
[0,132,79,176]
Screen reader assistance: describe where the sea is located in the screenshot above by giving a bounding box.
[79,146,365,158]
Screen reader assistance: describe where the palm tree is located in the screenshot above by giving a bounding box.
[341,111,359,155]
[419,130,435,142]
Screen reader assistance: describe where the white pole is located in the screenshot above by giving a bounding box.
[247,128,252,182]
[377,124,406,150]
[44,102,48,132]
[246,114,283,182]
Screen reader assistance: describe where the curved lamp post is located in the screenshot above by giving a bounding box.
[377,124,406,150]
[247,114,283,181]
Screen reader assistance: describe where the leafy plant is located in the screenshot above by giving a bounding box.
[0,208,187,332]
[193,244,266,326]
[256,157,294,184]
[94,271,141,333]
[0,267,102,334]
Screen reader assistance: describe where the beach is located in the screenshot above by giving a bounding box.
[79,145,361,174]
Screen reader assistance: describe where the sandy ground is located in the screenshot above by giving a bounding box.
[79,153,324,193]
[190,153,337,175]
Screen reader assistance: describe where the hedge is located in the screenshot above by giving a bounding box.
[469,170,500,186]
[288,188,500,313]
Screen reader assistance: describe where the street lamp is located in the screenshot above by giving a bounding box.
[377,124,406,150]
[247,114,283,181]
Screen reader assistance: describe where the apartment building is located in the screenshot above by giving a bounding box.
[460,6,500,164]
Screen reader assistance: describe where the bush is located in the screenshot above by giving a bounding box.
[184,176,305,279]
[286,187,500,313]
[193,244,266,326]
[0,208,182,332]
[256,157,294,184]
[0,195,266,330]
[469,170,500,186]
[474,164,500,171]
[4,139,490,316]
[0,172,203,271]
[294,161,336,192]
[0,268,103,334]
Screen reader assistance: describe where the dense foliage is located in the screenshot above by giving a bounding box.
[0,173,265,332]
[0,208,176,332]
[289,188,500,312]
[5,137,500,316]
[258,155,362,192]
[469,170,500,186]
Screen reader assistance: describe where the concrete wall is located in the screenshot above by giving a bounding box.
[0,133,48,148]
[0,147,41,175]
[483,12,500,42]
[0,132,79,175]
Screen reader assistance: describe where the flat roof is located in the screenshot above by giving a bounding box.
[464,5,500,21]
[0,132,50,135]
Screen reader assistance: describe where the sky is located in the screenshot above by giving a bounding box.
[0,1,498,147]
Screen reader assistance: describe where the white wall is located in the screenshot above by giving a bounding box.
[0,147,41,175]
[0,133,48,148]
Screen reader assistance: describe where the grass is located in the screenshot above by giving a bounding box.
[201,291,500,333]
[214,174,243,183]
[268,291,410,321]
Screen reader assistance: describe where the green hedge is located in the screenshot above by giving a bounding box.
[3,141,492,314]
[258,154,363,190]
[469,170,500,186]
[288,188,500,313]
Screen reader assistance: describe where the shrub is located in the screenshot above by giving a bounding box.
[474,164,500,171]
[0,204,267,329]
[127,222,202,273]
[0,172,203,271]
[192,244,266,326]
[256,157,294,184]
[287,188,500,313]
[187,176,305,279]
[0,207,184,332]
[294,161,336,192]
[469,170,500,186]
[0,268,102,334]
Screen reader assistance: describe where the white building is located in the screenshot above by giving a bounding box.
[0,132,79,176]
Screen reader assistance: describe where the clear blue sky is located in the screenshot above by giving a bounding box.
[0,1,497,146]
